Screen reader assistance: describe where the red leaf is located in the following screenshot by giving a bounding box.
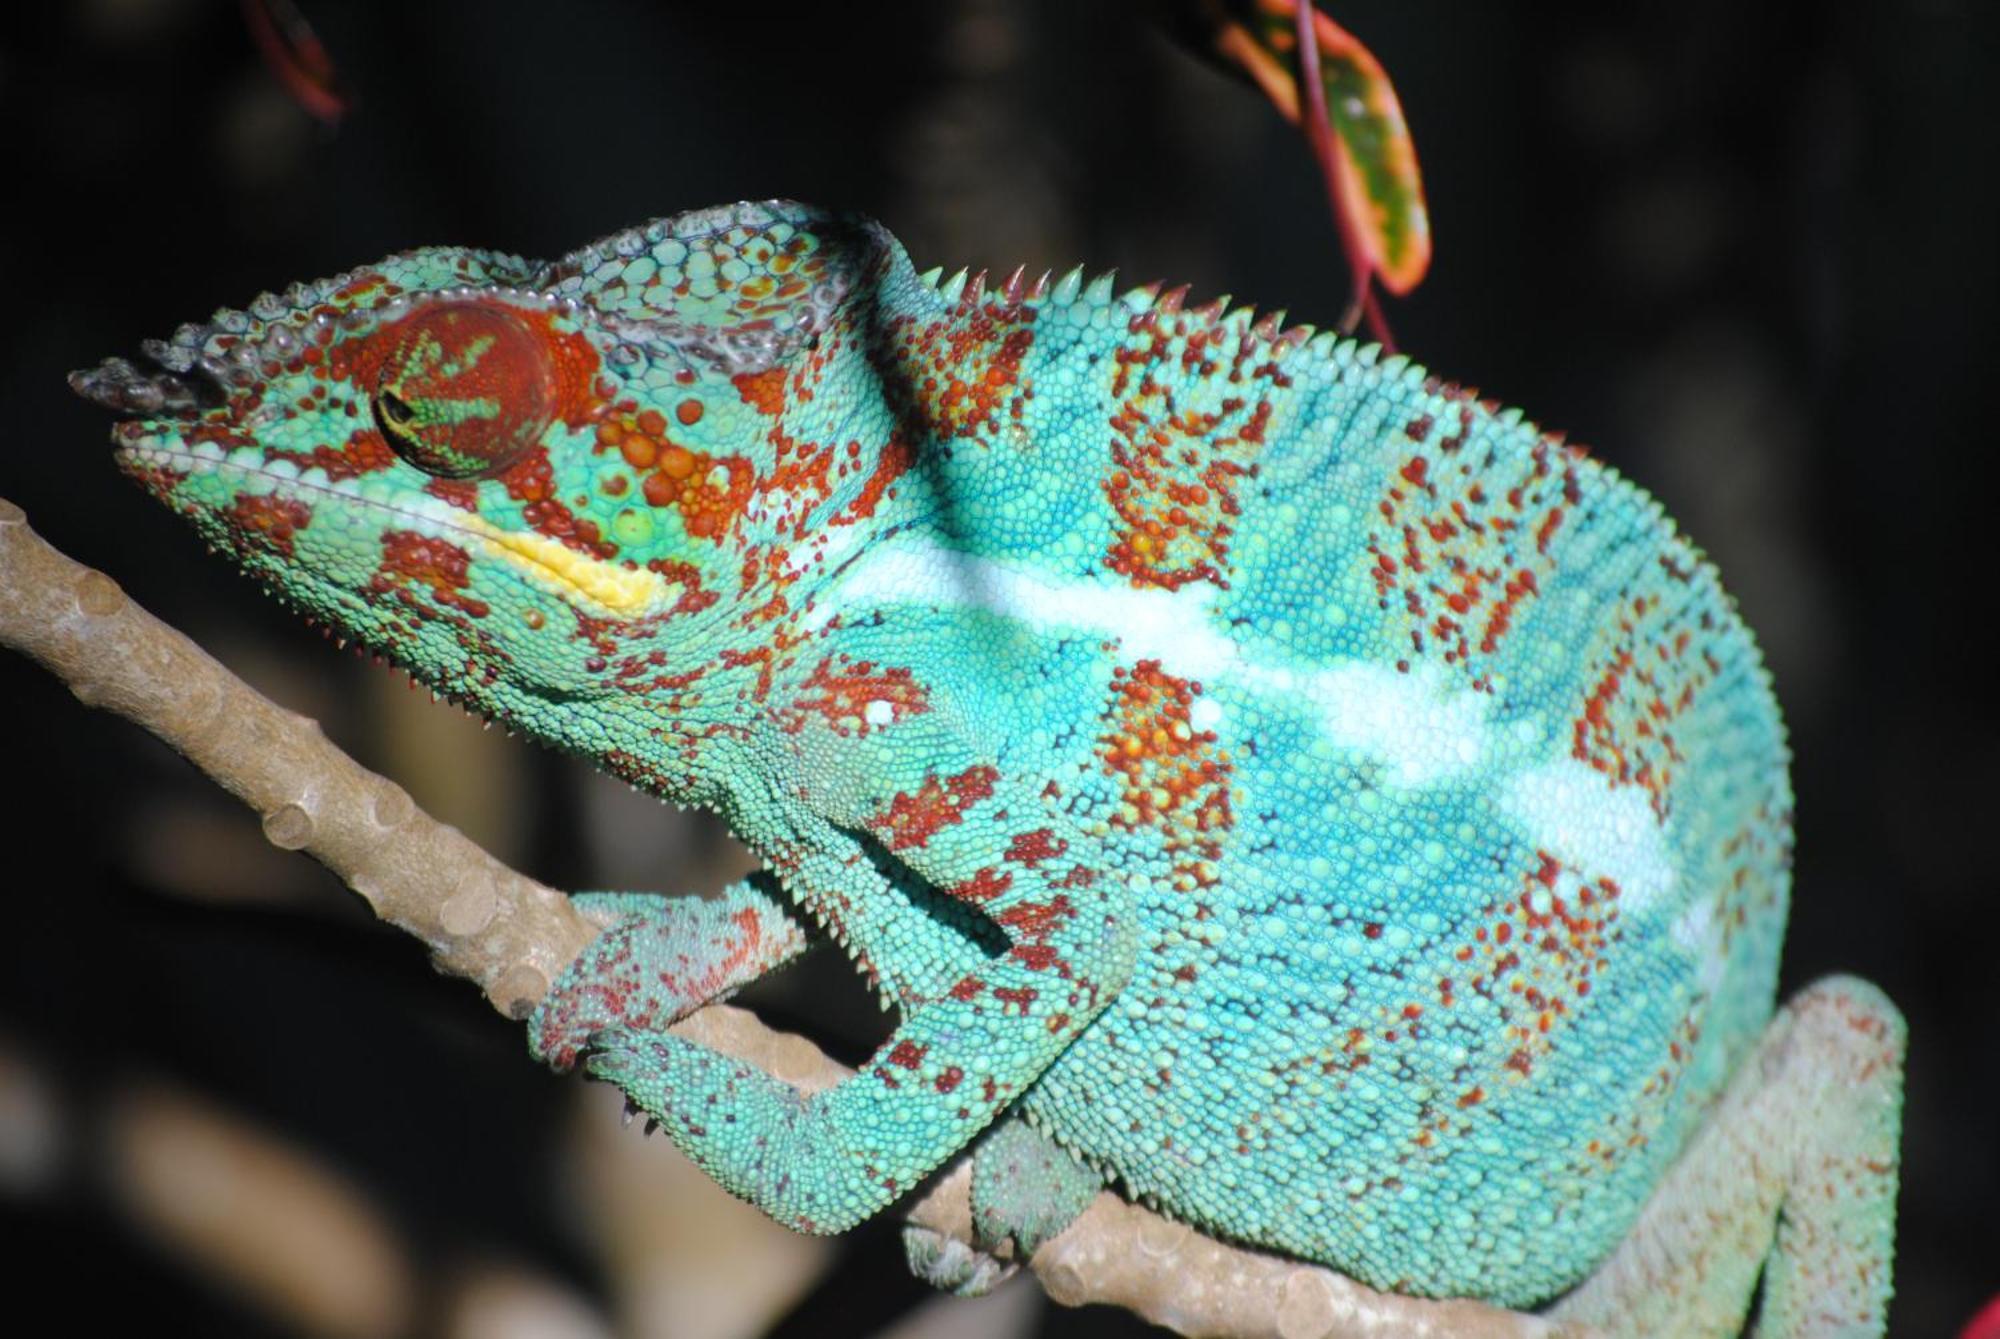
[240,0,349,127]
[1960,1292,2000,1339]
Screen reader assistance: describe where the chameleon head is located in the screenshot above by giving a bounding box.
[66,234,806,731]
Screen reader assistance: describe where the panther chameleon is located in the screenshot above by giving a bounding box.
[71,200,1904,1335]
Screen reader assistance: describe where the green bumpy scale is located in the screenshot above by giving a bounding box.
[74,202,1904,1333]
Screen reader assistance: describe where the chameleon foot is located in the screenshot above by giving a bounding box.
[902,1115,1102,1295]
[529,878,807,1069]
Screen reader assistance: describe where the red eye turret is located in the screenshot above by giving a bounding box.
[371,302,557,478]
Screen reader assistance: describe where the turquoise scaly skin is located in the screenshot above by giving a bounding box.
[72,202,1900,1323]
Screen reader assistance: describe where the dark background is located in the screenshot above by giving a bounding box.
[1,2,1993,1335]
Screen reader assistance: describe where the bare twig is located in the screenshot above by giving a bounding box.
[0,495,1566,1337]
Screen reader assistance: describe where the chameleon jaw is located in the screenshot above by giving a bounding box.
[108,434,681,623]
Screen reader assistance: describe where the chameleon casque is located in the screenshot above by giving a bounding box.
[72,201,1904,1332]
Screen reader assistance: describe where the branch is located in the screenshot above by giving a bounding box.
[0,495,1570,1337]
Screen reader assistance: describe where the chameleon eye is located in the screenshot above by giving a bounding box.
[371,302,557,479]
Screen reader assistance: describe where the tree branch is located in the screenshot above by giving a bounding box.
[0,495,1572,1338]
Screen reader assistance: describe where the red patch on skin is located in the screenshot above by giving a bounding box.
[1102,397,1259,591]
[645,450,756,540]
[1367,424,1585,689]
[993,986,1038,1015]
[267,426,399,482]
[331,272,389,303]
[1096,304,1292,591]
[488,450,613,558]
[870,765,1000,850]
[830,429,913,525]
[948,975,985,1002]
[733,368,789,416]
[935,1066,964,1094]
[1016,943,1064,975]
[645,558,721,617]
[621,907,780,1030]
[948,868,1013,904]
[756,426,837,528]
[597,409,755,544]
[1005,828,1069,866]
[226,493,312,557]
[1436,851,1623,1098]
[1099,661,1233,891]
[1479,569,1540,655]
[886,1040,928,1070]
[424,477,481,511]
[997,896,1078,976]
[1438,403,1475,453]
[779,654,930,737]
[710,613,809,702]
[878,303,1036,441]
[372,530,489,618]
[1571,588,1715,819]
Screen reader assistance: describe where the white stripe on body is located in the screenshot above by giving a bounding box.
[812,536,1684,916]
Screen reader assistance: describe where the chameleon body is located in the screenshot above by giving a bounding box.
[74,201,1903,1331]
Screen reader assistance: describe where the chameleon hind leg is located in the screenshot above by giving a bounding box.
[1550,976,1904,1338]
[530,875,812,1070]
[902,1114,1105,1295]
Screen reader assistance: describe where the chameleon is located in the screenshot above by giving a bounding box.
[71,200,1903,1333]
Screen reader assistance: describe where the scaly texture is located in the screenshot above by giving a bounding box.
[72,201,1902,1330]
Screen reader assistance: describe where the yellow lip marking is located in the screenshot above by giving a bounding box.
[461,515,676,617]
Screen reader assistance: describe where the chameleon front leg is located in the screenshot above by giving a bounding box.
[1550,976,1905,1338]
[584,825,1134,1235]
[530,874,812,1070]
